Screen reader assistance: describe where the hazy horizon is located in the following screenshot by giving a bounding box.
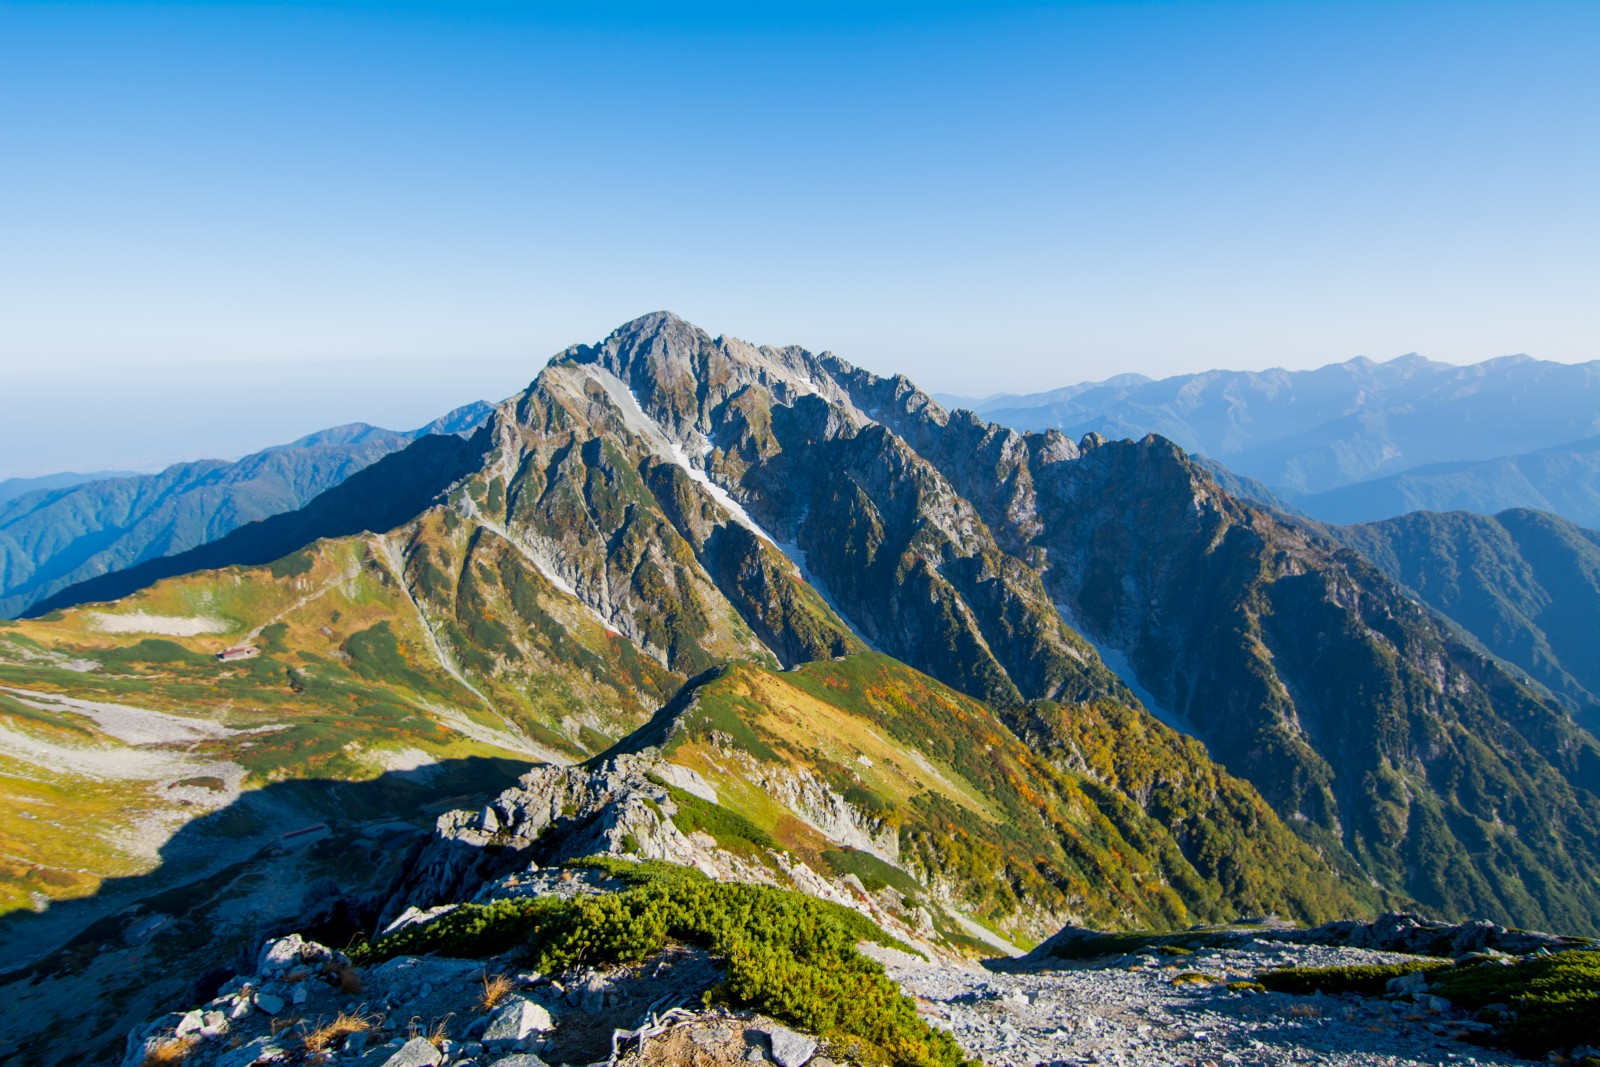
[1,330,1587,482]
[2,1,1595,478]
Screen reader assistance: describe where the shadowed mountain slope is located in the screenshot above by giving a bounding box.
[26,431,492,616]
[1335,508,1600,731]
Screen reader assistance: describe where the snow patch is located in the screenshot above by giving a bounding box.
[1,686,238,745]
[776,538,879,653]
[1054,602,1193,734]
[579,365,779,547]
[459,495,621,636]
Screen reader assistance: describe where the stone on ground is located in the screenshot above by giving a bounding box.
[483,997,555,1043]
[381,1036,444,1067]
[764,1026,817,1067]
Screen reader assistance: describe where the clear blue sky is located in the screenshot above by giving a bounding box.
[1,1,1596,477]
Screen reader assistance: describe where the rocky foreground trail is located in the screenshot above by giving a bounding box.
[116,918,1586,1067]
[878,942,1532,1067]
[104,756,1597,1067]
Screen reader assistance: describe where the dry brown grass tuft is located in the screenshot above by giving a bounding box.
[426,1015,453,1050]
[331,964,363,995]
[479,972,515,1011]
[302,1010,378,1053]
[140,1036,198,1067]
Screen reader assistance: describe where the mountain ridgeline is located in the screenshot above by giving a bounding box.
[0,402,492,618]
[14,313,1600,944]
[952,354,1600,528]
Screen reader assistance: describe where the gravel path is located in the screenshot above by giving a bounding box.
[867,943,1538,1067]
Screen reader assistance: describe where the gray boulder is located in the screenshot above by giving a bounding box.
[217,1038,292,1067]
[1386,970,1431,997]
[381,1037,444,1067]
[483,997,555,1044]
[257,933,332,977]
[764,1026,817,1067]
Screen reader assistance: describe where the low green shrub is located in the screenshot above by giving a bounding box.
[1171,971,1215,986]
[1432,950,1600,1056]
[98,639,214,669]
[352,859,968,1067]
[1255,959,1451,996]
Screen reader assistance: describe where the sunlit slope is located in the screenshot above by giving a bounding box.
[624,654,1365,945]
[0,524,680,915]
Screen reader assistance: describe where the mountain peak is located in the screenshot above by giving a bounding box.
[606,309,704,348]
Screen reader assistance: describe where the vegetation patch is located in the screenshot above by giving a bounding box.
[1256,959,1451,996]
[352,858,966,1067]
[1256,949,1600,1057]
[657,782,777,854]
[268,549,316,579]
[342,621,433,692]
[97,639,215,669]
[1043,930,1201,961]
[1431,950,1600,1056]
[1171,971,1218,986]
[678,689,781,762]
[821,848,923,897]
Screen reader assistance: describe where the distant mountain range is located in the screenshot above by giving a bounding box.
[1300,435,1600,526]
[0,402,491,618]
[942,353,1600,527]
[0,471,144,506]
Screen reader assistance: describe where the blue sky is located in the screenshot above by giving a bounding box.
[1,1,1596,477]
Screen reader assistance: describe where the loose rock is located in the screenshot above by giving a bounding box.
[764,1025,817,1067]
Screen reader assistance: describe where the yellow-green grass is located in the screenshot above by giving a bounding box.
[659,655,1208,940]
[0,531,644,914]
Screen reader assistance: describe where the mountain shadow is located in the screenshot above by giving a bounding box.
[0,754,531,1067]
[24,430,490,618]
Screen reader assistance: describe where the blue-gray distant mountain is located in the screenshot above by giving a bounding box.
[0,401,491,617]
[952,354,1600,524]
[1298,435,1600,527]
[0,470,142,505]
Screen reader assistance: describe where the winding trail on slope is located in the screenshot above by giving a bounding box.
[246,555,363,643]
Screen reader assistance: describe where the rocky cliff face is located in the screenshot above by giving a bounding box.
[498,312,1600,934]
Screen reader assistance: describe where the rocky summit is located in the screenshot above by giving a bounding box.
[0,313,1597,1067]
